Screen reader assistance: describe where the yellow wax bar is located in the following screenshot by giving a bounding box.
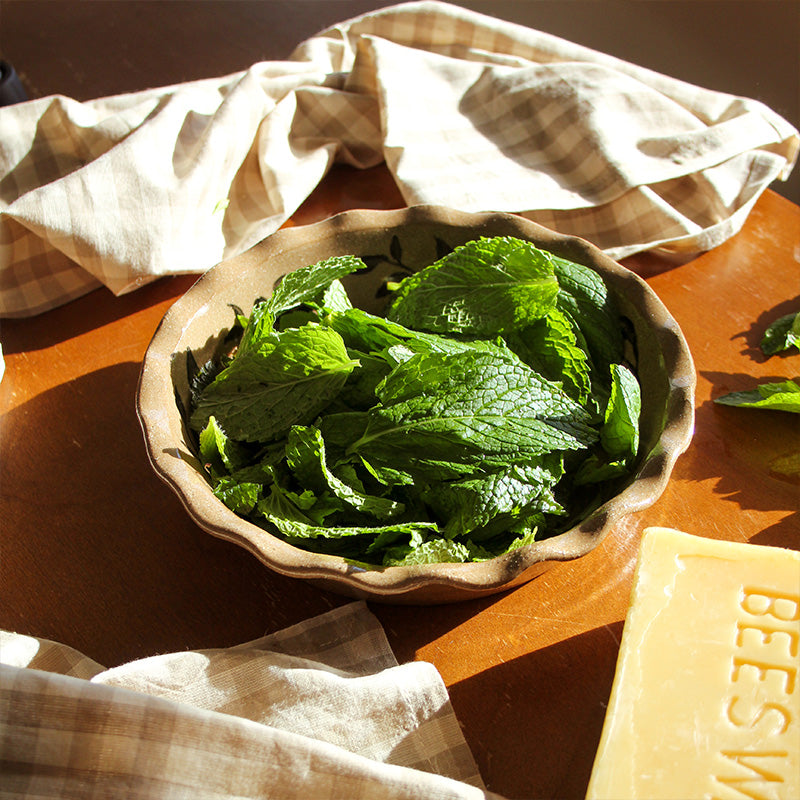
[587,527,800,800]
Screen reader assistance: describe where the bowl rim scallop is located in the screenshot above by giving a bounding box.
[136,205,696,601]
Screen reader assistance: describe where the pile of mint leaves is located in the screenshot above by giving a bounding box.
[715,307,800,413]
[187,236,641,567]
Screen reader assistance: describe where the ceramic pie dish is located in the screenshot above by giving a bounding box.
[136,205,695,604]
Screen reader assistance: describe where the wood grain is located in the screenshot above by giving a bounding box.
[2,168,798,797]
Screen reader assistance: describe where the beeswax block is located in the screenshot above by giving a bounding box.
[587,527,800,800]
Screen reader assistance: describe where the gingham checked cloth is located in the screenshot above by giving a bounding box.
[0,601,501,799]
[0,0,797,318]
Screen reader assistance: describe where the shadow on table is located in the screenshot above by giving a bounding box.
[445,621,623,800]
[1,274,200,354]
[0,362,345,665]
[683,376,799,547]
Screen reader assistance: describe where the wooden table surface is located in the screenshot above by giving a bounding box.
[2,164,799,798]
[2,5,800,798]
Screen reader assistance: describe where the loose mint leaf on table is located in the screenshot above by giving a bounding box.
[190,324,359,442]
[712,306,800,419]
[715,379,800,413]
[761,310,800,356]
[386,236,559,336]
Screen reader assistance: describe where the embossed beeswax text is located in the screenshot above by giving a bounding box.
[712,586,799,800]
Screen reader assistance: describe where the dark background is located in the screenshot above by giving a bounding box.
[1,0,798,203]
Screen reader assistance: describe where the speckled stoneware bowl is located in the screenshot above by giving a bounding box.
[137,205,695,604]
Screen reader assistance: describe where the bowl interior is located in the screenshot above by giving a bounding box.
[138,205,695,604]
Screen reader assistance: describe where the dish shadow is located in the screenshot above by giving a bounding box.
[443,622,624,800]
[0,362,345,666]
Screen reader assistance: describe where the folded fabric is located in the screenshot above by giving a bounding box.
[0,0,796,317]
[0,602,500,799]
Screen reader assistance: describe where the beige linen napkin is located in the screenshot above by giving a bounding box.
[0,601,500,799]
[1,0,797,317]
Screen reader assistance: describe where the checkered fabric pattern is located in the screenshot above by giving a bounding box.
[0,0,797,317]
[1,602,499,799]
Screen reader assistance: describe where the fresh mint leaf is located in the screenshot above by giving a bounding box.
[257,483,317,525]
[348,349,597,483]
[267,255,365,316]
[506,308,593,404]
[761,310,800,356]
[386,236,559,336]
[188,235,641,566]
[328,308,415,356]
[285,425,405,519]
[285,489,343,526]
[549,253,624,370]
[190,324,359,442]
[383,538,471,566]
[715,379,800,413]
[329,307,503,360]
[260,502,438,548]
[600,363,641,459]
[236,301,275,359]
[318,278,353,314]
[337,349,392,411]
[198,416,252,477]
[573,455,630,486]
[316,409,371,449]
[275,308,319,331]
[422,457,565,539]
[213,477,261,515]
[572,364,640,486]
[465,526,543,561]
[504,528,541,552]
